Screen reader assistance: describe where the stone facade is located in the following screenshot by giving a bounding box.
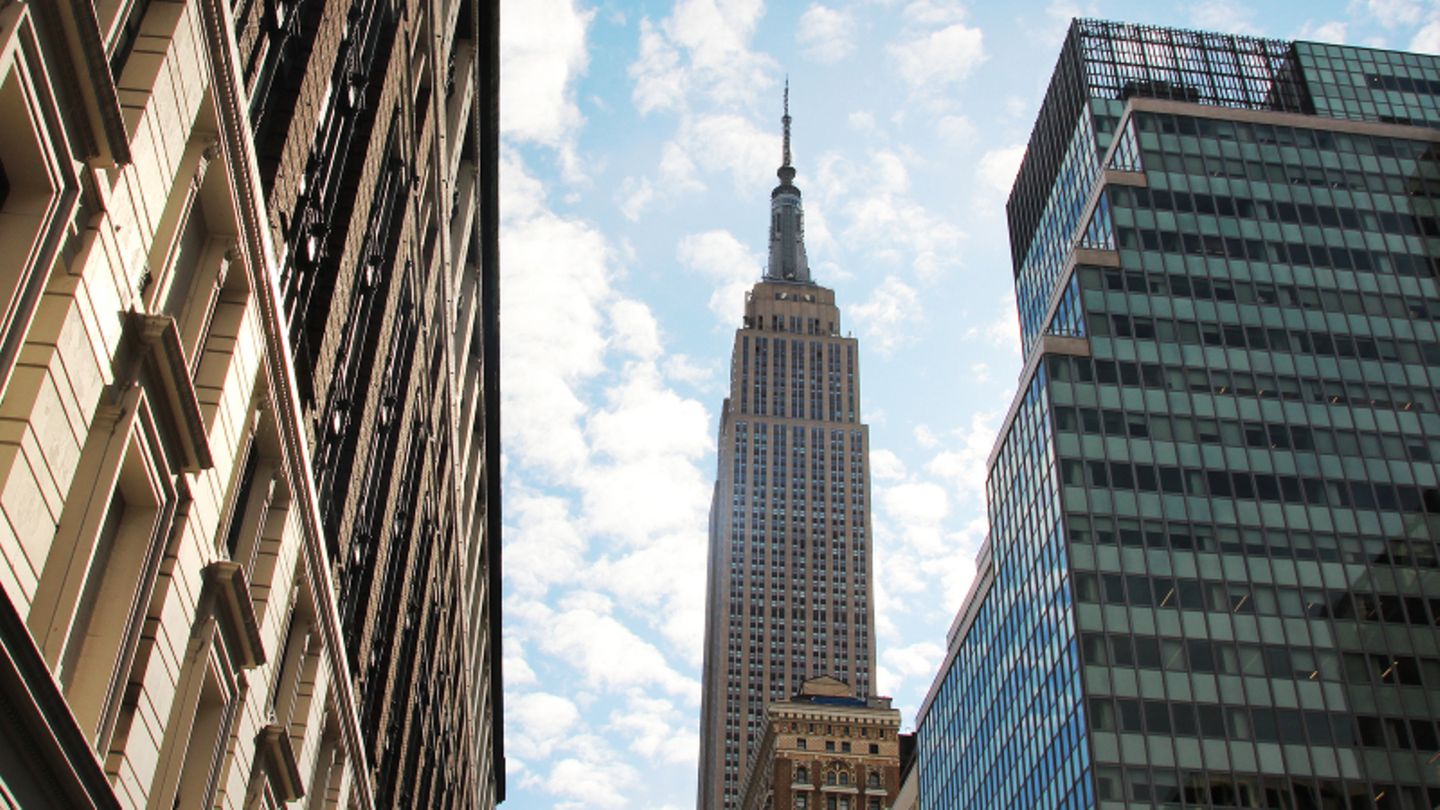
[0,0,500,807]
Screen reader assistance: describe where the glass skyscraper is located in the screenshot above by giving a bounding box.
[916,20,1440,810]
[698,93,878,810]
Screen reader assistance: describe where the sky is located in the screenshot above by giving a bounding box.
[496,1,1440,806]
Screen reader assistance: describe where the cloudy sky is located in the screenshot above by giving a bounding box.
[497,0,1440,805]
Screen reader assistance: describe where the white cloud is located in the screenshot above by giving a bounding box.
[889,22,986,92]
[848,110,879,132]
[686,114,782,193]
[851,275,921,354]
[1297,20,1349,43]
[964,294,1020,352]
[820,150,967,280]
[1189,1,1258,34]
[504,639,538,687]
[631,20,688,114]
[501,156,615,478]
[618,177,654,222]
[798,4,857,64]
[1412,12,1440,52]
[500,0,593,149]
[610,300,663,360]
[663,353,716,389]
[901,0,972,26]
[618,142,709,222]
[869,448,907,481]
[584,363,711,539]
[608,694,699,764]
[531,597,700,699]
[936,114,976,146]
[678,229,762,325]
[976,144,1026,197]
[509,691,582,760]
[882,641,946,684]
[881,481,949,555]
[505,492,590,596]
[1364,0,1425,27]
[913,424,938,449]
[925,410,1003,506]
[630,0,775,115]
[546,748,639,809]
[590,534,710,665]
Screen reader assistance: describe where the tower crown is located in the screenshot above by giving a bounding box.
[765,79,812,283]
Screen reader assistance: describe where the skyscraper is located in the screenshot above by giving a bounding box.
[698,92,878,810]
[917,19,1440,810]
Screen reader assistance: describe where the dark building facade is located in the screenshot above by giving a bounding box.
[917,20,1440,810]
[698,97,878,810]
[232,0,504,805]
[0,0,501,807]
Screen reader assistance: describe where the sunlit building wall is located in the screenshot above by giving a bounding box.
[0,0,501,807]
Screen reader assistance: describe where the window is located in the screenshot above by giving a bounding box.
[167,659,232,807]
[30,406,177,758]
[0,21,82,391]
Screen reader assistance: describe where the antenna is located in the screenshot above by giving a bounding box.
[782,76,792,169]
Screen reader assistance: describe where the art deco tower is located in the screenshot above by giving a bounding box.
[698,91,878,810]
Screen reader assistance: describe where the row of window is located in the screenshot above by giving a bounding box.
[1086,265,1436,320]
[1100,310,1440,368]
[1110,183,1440,241]
[1088,694,1440,753]
[1060,455,1438,514]
[1051,351,1436,415]
[1073,570,1440,627]
[1081,630,1440,688]
[1056,403,1433,461]
[1067,513,1437,571]
[1093,763,1440,809]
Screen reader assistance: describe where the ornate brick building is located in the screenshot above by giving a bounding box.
[0,0,501,806]
[738,677,901,810]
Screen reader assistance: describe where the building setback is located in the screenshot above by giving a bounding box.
[698,94,878,810]
[0,0,501,806]
[916,19,1440,810]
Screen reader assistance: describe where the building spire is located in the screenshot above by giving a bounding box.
[782,76,792,171]
[766,78,810,282]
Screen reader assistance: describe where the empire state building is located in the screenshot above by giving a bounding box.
[697,92,878,810]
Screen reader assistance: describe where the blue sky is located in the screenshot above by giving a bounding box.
[497,1,1440,806]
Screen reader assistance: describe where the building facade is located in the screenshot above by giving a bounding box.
[0,0,501,807]
[917,19,1440,810]
[738,677,901,810]
[698,97,879,810]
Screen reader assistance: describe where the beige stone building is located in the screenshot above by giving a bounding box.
[0,0,501,807]
[738,677,902,810]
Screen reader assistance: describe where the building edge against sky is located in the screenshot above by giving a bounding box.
[0,0,501,806]
[917,19,1440,810]
[698,93,880,810]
